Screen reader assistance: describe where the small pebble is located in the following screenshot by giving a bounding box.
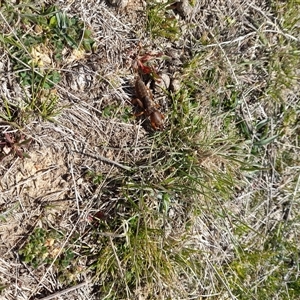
[170,78,181,92]
[157,74,171,90]
[175,0,193,18]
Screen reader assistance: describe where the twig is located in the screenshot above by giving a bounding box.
[73,150,132,171]
[37,281,88,300]
[97,154,132,171]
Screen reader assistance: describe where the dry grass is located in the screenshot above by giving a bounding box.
[0,0,299,299]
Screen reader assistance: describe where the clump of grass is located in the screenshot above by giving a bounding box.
[226,222,300,299]
[20,228,65,267]
[0,3,95,122]
[19,227,79,283]
[146,0,181,41]
[83,176,213,298]
[79,46,249,298]
[91,209,176,297]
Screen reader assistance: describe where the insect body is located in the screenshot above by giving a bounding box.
[134,77,164,130]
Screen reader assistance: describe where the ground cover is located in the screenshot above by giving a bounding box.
[0,0,299,299]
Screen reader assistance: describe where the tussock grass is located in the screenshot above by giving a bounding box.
[0,0,299,299]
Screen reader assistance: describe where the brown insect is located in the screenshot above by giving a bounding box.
[133,76,164,130]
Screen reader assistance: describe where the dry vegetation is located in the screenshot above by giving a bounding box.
[0,0,299,299]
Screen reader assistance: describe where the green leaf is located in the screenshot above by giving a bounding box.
[256,118,269,130]
[49,15,57,27]
[254,135,278,146]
